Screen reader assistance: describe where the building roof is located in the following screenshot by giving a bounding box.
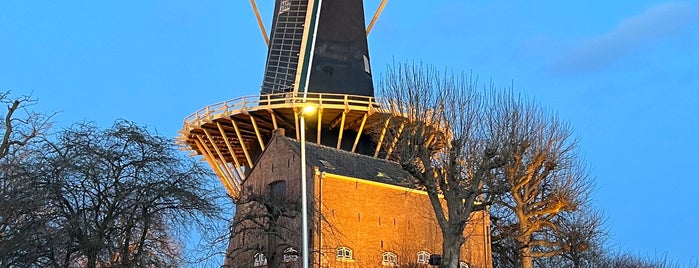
[279,135,415,188]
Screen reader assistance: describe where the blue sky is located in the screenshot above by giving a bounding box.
[2,0,697,264]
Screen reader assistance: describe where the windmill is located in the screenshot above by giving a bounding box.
[179,0,392,199]
[178,2,490,267]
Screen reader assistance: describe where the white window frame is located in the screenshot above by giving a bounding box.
[282,247,298,263]
[363,54,371,74]
[336,247,353,261]
[417,251,431,264]
[253,252,267,267]
[460,261,470,268]
[381,252,398,266]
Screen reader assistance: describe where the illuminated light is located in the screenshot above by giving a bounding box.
[301,104,317,116]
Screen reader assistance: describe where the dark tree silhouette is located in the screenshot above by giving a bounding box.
[2,118,224,267]
[35,121,222,267]
[0,92,53,267]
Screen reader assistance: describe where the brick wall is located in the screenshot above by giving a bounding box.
[224,135,492,268]
[225,136,309,267]
[316,173,491,268]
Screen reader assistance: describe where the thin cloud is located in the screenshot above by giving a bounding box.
[553,1,698,74]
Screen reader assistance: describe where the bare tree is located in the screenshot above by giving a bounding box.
[555,210,606,268]
[490,204,521,268]
[0,92,51,159]
[372,63,509,268]
[508,208,606,268]
[224,192,302,268]
[489,96,593,268]
[28,120,222,267]
[593,251,689,268]
[0,92,53,267]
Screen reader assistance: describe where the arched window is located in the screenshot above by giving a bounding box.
[253,252,267,267]
[417,251,431,264]
[336,247,353,261]
[282,247,298,263]
[459,261,470,268]
[381,252,397,266]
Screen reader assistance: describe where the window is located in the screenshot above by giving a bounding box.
[336,247,353,261]
[253,252,267,267]
[269,180,286,202]
[381,252,397,266]
[417,251,431,264]
[282,247,298,263]
[460,261,470,268]
[363,54,371,74]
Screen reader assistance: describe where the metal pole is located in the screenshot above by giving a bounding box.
[300,115,310,268]
[301,0,322,266]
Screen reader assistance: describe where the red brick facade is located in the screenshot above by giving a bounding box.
[225,135,492,268]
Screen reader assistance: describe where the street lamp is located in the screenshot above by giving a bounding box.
[299,104,316,268]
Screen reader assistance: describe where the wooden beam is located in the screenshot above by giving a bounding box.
[328,111,345,129]
[270,109,296,129]
[193,137,223,178]
[231,118,254,168]
[336,111,348,150]
[316,107,323,144]
[267,109,278,129]
[246,111,277,129]
[195,136,239,198]
[201,123,257,137]
[203,129,240,189]
[249,0,269,46]
[385,122,405,160]
[249,115,265,151]
[366,0,388,36]
[374,118,391,158]
[217,121,245,182]
[351,113,368,153]
[345,113,368,130]
[294,108,300,139]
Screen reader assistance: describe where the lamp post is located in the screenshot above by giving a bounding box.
[299,104,316,268]
[300,1,322,265]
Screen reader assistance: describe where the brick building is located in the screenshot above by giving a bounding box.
[224,130,492,268]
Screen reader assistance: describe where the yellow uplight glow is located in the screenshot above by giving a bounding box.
[301,105,317,116]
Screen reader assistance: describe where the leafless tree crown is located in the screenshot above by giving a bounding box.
[1,108,224,267]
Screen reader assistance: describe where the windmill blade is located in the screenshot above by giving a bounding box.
[367,0,388,35]
[249,0,269,46]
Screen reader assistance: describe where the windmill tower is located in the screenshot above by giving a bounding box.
[180,0,387,201]
[179,1,492,267]
[260,0,374,96]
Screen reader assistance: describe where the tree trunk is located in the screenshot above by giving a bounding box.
[87,252,97,268]
[440,228,464,268]
[520,247,533,268]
